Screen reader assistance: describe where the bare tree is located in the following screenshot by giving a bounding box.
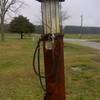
[61,10,70,23]
[59,3,71,26]
[0,0,24,41]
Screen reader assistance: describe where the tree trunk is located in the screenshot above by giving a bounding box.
[21,33,24,39]
[0,17,5,41]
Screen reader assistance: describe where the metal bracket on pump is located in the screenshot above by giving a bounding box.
[45,35,54,50]
[41,34,55,50]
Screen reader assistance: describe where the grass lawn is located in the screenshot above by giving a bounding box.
[0,36,100,100]
[64,34,100,40]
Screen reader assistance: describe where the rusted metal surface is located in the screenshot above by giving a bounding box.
[43,34,66,100]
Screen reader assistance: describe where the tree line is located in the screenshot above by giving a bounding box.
[31,25,100,34]
[1,23,100,37]
[63,26,100,34]
[1,15,100,40]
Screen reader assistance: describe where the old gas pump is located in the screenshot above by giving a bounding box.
[33,0,66,100]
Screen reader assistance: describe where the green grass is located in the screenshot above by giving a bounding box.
[64,34,100,39]
[0,35,100,100]
[0,37,43,100]
[64,43,100,100]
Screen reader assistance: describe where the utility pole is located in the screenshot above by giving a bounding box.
[81,15,83,28]
[80,15,83,38]
[33,0,66,100]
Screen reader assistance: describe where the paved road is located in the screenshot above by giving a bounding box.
[64,39,100,50]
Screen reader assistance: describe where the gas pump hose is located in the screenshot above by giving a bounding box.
[33,38,46,91]
[32,34,58,91]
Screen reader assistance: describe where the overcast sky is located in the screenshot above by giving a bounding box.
[18,0,100,27]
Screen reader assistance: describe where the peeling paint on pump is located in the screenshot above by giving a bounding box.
[42,1,61,34]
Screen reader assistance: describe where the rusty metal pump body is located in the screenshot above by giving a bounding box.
[34,0,66,100]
